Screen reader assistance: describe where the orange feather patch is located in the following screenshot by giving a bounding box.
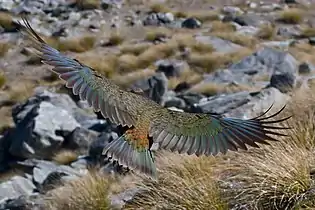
[125,127,150,151]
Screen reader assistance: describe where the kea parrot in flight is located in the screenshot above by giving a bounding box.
[18,18,291,180]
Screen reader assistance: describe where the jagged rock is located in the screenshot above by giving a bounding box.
[0,176,36,203]
[8,100,80,159]
[64,127,99,154]
[130,72,168,104]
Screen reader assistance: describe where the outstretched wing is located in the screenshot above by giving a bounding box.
[18,17,155,127]
[149,105,291,156]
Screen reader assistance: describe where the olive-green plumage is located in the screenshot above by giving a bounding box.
[19,18,292,180]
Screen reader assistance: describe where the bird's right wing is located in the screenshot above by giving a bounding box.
[149,105,292,156]
[18,18,150,128]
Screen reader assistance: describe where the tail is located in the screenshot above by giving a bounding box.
[102,134,157,180]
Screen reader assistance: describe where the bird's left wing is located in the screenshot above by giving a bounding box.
[149,105,291,156]
[18,17,152,128]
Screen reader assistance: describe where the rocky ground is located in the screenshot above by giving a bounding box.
[0,0,315,209]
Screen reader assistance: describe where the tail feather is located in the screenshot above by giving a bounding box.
[102,134,157,179]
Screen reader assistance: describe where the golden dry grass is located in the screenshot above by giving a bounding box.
[255,23,276,40]
[187,48,253,73]
[149,3,171,13]
[0,12,15,31]
[210,21,236,33]
[277,8,304,24]
[75,54,119,78]
[186,10,220,22]
[124,152,227,210]
[7,80,36,103]
[144,27,172,42]
[74,0,101,10]
[45,171,113,210]
[57,36,96,53]
[107,33,124,46]
[301,27,315,38]
[0,42,10,57]
[52,150,79,165]
[0,70,6,89]
[119,43,152,55]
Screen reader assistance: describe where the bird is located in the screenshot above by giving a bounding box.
[18,17,292,180]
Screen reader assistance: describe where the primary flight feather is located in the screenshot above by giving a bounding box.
[18,18,292,180]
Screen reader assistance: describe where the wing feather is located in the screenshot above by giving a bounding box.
[18,17,157,127]
[150,104,291,156]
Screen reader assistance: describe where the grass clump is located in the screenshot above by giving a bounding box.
[277,8,304,24]
[145,27,171,42]
[149,3,171,13]
[187,48,252,73]
[0,12,16,31]
[106,33,124,46]
[0,42,10,57]
[124,152,227,210]
[57,36,96,53]
[210,20,236,33]
[52,150,78,165]
[0,70,6,89]
[301,27,315,38]
[256,23,276,40]
[136,42,176,69]
[45,171,113,210]
[187,10,220,22]
[74,0,101,10]
[117,54,139,72]
[218,140,315,209]
[76,54,118,78]
[119,43,151,55]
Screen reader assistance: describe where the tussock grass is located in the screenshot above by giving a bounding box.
[136,42,176,69]
[124,152,227,210]
[0,12,15,31]
[217,141,315,209]
[187,48,252,73]
[52,150,79,165]
[301,27,315,38]
[256,24,276,40]
[0,42,10,57]
[45,171,113,210]
[107,33,124,46]
[76,54,118,78]
[57,36,96,53]
[210,20,236,33]
[277,8,304,24]
[144,27,171,42]
[0,70,6,89]
[119,43,151,55]
[117,54,139,72]
[149,3,171,13]
[8,81,36,103]
[186,10,220,22]
[74,0,101,10]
